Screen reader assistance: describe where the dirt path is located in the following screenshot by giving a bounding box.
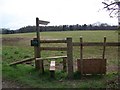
[2,78,26,88]
[107,65,118,72]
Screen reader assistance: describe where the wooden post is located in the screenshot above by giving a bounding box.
[101,36,106,74]
[36,17,40,41]
[34,38,40,69]
[80,36,83,75]
[66,37,73,79]
[103,36,106,60]
[35,17,44,73]
[50,71,55,78]
[63,57,67,72]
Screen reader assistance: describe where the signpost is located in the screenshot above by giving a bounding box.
[34,17,50,73]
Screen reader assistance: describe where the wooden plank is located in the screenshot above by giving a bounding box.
[77,58,106,74]
[50,61,55,65]
[73,42,120,46]
[40,39,67,43]
[36,56,67,61]
[67,37,73,79]
[9,57,35,66]
[38,20,50,25]
[40,47,67,51]
[50,61,55,70]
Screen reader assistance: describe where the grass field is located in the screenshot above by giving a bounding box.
[2,30,119,88]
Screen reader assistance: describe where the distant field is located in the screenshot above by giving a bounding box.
[2,30,119,88]
[2,30,118,42]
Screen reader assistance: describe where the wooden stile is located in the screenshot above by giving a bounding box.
[36,56,67,72]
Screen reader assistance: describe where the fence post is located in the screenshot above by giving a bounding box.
[34,17,44,73]
[66,37,73,79]
[103,36,106,60]
[33,38,40,69]
[33,38,44,73]
[101,36,106,74]
[80,36,83,75]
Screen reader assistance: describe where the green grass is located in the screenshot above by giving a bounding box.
[2,64,108,88]
[2,30,119,88]
[2,30,118,42]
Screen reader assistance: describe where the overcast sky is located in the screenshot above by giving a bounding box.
[0,0,118,30]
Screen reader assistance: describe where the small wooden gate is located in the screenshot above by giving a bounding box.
[77,37,107,75]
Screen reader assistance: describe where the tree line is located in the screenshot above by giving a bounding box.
[1,23,118,34]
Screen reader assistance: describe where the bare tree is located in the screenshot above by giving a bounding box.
[102,0,120,27]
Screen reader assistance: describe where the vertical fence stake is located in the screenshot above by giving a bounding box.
[67,37,73,79]
[80,36,83,76]
[101,36,106,74]
[103,36,106,60]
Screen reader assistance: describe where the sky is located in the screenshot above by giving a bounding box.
[0,0,118,30]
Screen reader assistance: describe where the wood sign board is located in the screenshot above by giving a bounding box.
[39,20,50,25]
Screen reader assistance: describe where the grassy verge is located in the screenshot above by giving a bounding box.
[2,64,118,88]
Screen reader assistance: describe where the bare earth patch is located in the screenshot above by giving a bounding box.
[2,37,31,46]
[2,79,25,88]
[107,65,118,72]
